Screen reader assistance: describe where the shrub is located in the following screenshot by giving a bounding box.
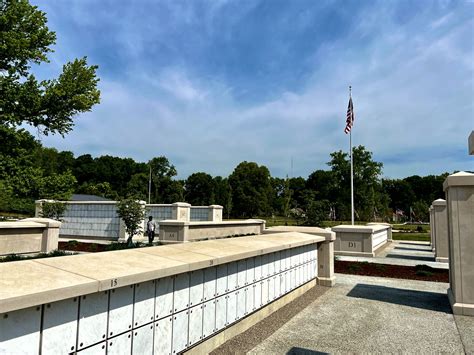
[40,201,67,221]
[116,198,146,246]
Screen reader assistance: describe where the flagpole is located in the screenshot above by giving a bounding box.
[349,86,354,225]
[148,164,152,204]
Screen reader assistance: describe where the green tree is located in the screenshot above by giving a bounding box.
[228,161,273,218]
[1,0,100,135]
[116,198,146,246]
[213,176,232,218]
[37,170,76,200]
[148,156,178,203]
[328,145,388,221]
[185,172,214,206]
[305,200,329,227]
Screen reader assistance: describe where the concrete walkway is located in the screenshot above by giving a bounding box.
[220,274,473,354]
[338,240,449,269]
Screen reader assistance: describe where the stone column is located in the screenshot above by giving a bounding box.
[432,199,448,262]
[158,221,189,243]
[317,231,336,287]
[34,199,55,217]
[444,171,474,316]
[208,205,223,222]
[429,206,435,251]
[171,202,191,222]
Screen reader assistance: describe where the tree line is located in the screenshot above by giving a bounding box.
[0,126,448,222]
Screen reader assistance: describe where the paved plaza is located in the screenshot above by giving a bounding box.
[338,240,449,269]
[214,274,473,354]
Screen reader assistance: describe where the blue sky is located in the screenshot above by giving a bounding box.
[31,0,473,179]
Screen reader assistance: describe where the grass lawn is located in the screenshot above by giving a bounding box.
[392,232,431,242]
[392,224,430,232]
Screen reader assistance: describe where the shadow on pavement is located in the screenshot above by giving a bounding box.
[385,254,434,261]
[393,246,432,252]
[398,241,431,245]
[286,347,329,355]
[347,283,451,313]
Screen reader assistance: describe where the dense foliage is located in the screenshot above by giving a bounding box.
[1,0,100,136]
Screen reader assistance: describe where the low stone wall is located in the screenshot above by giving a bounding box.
[159,219,265,243]
[35,200,224,242]
[331,224,391,257]
[0,218,61,256]
[0,232,334,353]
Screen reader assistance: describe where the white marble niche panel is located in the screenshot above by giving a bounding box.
[216,264,227,296]
[203,267,217,301]
[261,253,269,279]
[268,252,275,276]
[172,310,189,354]
[290,268,296,290]
[188,304,203,346]
[254,281,262,308]
[284,271,291,293]
[295,265,301,287]
[42,297,78,354]
[0,306,41,354]
[246,257,255,283]
[245,286,254,314]
[134,280,156,328]
[108,285,134,338]
[107,331,132,355]
[236,289,246,320]
[154,316,172,355]
[132,324,154,354]
[78,291,109,350]
[269,276,276,301]
[237,259,247,288]
[189,269,204,307]
[227,261,238,292]
[226,291,237,326]
[274,251,281,273]
[173,273,190,313]
[254,255,262,281]
[156,276,174,320]
[262,279,270,306]
[202,300,216,338]
[215,295,227,331]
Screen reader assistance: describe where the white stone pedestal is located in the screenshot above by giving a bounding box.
[444,171,474,316]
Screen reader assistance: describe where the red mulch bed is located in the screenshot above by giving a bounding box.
[58,241,108,253]
[335,260,448,283]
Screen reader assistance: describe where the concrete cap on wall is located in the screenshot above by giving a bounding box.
[432,199,447,206]
[22,218,62,228]
[266,225,335,241]
[208,205,224,209]
[172,202,192,207]
[331,224,390,233]
[443,171,474,191]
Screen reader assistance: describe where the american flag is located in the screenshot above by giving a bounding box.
[344,97,354,134]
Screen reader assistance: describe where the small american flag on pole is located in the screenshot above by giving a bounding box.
[344,96,354,134]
